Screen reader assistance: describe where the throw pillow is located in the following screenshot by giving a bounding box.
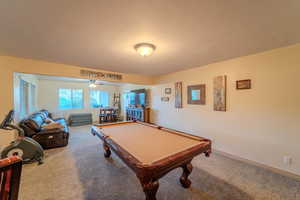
[42,122,64,129]
[45,118,55,124]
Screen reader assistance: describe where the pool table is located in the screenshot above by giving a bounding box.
[91,121,211,200]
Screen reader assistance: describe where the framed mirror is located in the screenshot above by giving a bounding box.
[187,84,206,105]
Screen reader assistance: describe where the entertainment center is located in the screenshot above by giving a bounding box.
[125,89,150,123]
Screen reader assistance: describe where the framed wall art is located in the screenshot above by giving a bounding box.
[161,97,170,102]
[187,84,206,105]
[213,75,227,111]
[175,82,183,108]
[165,88,172,94]
[236,79,251,90]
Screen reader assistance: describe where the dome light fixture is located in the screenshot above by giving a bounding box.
[134,43,156,57]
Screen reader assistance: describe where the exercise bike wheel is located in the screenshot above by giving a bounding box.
[1,147,29,163]
[6,148,24,158]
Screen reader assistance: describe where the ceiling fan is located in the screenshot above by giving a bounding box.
[89,80,104,88]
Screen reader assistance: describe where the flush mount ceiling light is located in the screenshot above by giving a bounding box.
[89,80,97,88]
[134,43,156,57]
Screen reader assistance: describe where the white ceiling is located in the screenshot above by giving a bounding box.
[1,0,300,75]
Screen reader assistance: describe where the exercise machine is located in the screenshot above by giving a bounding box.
[0,110,44,164]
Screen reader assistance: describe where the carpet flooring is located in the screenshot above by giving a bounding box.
[19,126,300,200]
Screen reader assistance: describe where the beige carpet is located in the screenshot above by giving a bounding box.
[19,126,300,200]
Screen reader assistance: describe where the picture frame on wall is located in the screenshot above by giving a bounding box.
[213,75,227,111]
[187,84,206,105]
[175,82,183,108]
[161,97,170,102]
[165,88,172,94]
[236,79,251,90]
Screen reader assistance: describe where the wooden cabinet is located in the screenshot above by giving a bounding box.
[126,107,150,123]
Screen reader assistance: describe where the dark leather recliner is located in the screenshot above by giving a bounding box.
[19,110,69,149]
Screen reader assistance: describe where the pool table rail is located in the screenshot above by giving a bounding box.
[91,122,212,200]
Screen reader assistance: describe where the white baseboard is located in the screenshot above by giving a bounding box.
[213,149,300,181]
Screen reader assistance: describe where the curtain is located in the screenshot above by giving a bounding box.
[20,79,29,118]
[30,84,36,112]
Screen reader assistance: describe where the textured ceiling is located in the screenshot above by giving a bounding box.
[1,0,300,75]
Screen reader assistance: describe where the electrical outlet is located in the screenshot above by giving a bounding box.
[283,156,292,166]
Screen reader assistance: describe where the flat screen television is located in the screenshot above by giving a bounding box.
[129,89,147,107]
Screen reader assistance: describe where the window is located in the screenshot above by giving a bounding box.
[138,93,145,106]
[124,92,135,107]
[59,89,83,109]
[123,92,146,107]
[123,92,130,108]
[90,90,109,108]
[128,92,136,105]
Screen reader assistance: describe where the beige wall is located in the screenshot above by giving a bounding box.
[0,56,154,120]
[1,44,300,176]
[38,79,121,122]
[152,44,300,176]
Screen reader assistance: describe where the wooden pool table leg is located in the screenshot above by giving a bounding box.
[103,143,111,158]
[205,150,211,157]
[180,161,193,188]
[140,179,159,200]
